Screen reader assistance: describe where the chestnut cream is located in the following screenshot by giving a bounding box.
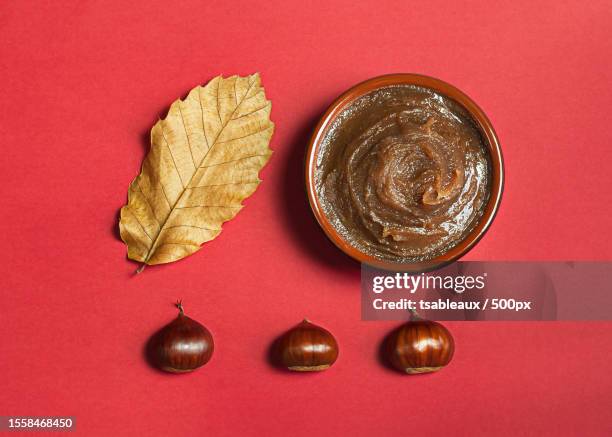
[315,85,491,262]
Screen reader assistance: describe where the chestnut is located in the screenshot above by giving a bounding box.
[274,319,339,371]
[147,301,214,373]
[383,318,454,374]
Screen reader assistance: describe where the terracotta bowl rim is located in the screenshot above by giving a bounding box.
[305,73,504,272]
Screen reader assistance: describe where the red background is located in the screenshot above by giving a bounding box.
[1,1,611,436]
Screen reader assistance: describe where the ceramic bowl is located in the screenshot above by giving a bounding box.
[305,74,504,271]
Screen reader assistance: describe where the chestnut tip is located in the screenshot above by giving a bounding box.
[146,303,214,374]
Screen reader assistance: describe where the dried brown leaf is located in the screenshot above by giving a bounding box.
[119,73,274,269]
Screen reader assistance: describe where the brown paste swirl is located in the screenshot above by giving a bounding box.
[317,85,491,261]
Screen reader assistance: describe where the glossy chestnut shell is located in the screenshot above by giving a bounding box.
[148,303,214,373]
[383,319,454,374]
[274,320,339,371]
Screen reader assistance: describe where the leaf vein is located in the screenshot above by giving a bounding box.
[197,87,210,151]
[231,103,270,121]
[135,180,161,228]
[163,224,221,231]
[159,181,172,209]
[123,227,149,254]
[216,79,223,124]
[190,180,259,189]
[198,153,269,169]
[215,125,273,144]
[233,77,238,107]
[174,205,242,209]
[178,104,197,168]
[160,124,185,188]
[125,208,153,242]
